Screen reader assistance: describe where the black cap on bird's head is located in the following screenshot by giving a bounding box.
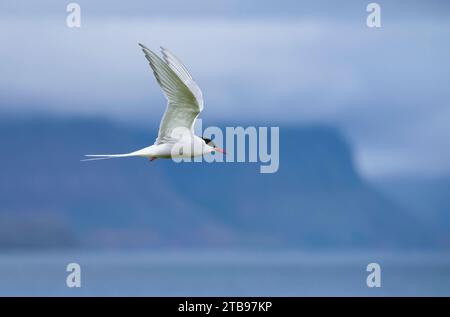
[202,137,226,154]
[202,137,213,145]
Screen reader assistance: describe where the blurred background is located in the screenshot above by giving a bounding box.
[0,0,449,296]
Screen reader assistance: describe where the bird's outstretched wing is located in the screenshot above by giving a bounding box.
[139,43,204,144]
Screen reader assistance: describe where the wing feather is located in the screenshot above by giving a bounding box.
[138,43,204,144]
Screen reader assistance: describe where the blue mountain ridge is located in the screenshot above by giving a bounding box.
[0,115,435,249]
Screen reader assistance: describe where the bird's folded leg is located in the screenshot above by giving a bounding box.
[149,157,157,162]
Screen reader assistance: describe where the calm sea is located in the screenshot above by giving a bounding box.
[0,250,449,296]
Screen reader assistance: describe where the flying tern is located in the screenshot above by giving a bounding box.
[83,43,225,162]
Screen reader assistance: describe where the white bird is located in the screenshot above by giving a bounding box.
[83,43,225,162]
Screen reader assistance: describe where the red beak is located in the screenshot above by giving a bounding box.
[215,147,226,154]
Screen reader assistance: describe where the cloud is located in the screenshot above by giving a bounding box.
[0,2,450,179]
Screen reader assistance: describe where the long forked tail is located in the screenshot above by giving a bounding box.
[81,153,136,162]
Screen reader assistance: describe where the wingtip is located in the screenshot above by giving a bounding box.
[161,46,173,56]
[138,42,150,51]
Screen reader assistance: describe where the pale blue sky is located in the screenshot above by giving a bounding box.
[1,0,449,179]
